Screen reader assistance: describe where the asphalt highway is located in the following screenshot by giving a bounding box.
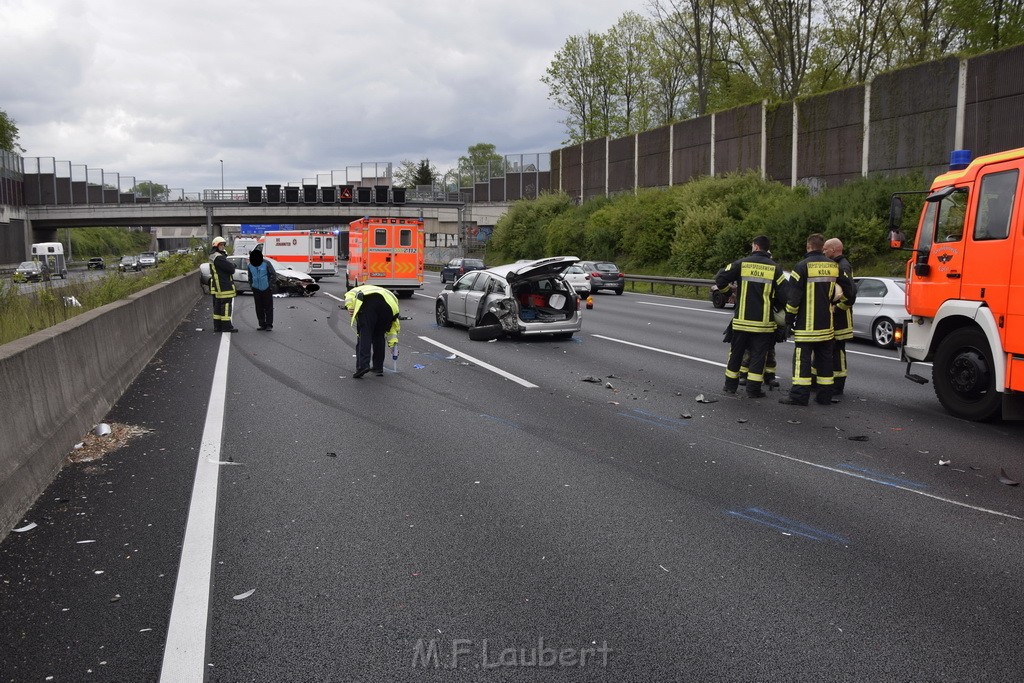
[2,273,1022,682]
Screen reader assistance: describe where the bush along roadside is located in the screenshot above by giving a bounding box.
[0,253,204,347]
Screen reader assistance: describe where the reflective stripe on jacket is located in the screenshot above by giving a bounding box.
[786,251,844,343]
[714,251,785,333]
[832,255,854,340]
[209,251,236,299]
[345,285,401,344]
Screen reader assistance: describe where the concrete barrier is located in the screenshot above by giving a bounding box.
[0,271,201,539]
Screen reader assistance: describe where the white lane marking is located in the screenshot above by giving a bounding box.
[159,332,231,681]
[635,301,904,363]
[419,336,539,388]
[591,334,726,369]
[711,436,1023,522]
[636,300,732,316]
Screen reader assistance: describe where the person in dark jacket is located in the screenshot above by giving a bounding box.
[209,236,238,333]
[714,235,786,398]
[246,249,277,331]
[824,237,854,397]
[780,233,856,406]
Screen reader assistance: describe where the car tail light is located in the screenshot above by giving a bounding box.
[618,272,625,278]
[584,275,591,280]
[575,296,581,310]
[590,271,601,278]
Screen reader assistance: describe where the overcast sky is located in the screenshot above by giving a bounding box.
[1,0,648,193]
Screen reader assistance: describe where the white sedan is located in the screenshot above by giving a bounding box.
[851,276,909,348]
[560,264,592,296]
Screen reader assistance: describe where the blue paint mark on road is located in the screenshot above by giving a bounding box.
[726,507,850,544]
[837,464,928,490]
[480,414,521,429]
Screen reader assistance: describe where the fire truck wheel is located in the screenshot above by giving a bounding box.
[435,301,452,327]
[932,327,1001,422]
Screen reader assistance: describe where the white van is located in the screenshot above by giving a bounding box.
[30,242,68,279]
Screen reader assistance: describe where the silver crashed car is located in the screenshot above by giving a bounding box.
[435,256,583,341]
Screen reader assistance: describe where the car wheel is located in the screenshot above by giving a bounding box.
[871,317,896,348]
[711,289,728,308]
[932,327,1001,422]
[435,301,452,327]
[440,273,447,283]
[614,287,624,295]
[469,324,503,342]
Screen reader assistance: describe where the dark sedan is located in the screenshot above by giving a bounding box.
[440,258,485,284]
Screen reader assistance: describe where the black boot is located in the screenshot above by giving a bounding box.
[723,378,739,394]
[833,377,846,396]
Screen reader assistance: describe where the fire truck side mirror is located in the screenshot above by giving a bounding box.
[888,197,904,249]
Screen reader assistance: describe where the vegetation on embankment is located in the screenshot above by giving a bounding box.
[0,253,204,346]
[487,172,926,277]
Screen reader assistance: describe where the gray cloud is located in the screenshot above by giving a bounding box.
[2,0,645,191]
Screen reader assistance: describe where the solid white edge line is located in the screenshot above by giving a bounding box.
[419,336,539,388]
[591,334,726,369]
[159,332,232,681]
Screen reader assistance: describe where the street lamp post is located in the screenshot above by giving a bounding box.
[220,160,224,192]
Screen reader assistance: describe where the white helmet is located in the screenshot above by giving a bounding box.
[211,236,227,247]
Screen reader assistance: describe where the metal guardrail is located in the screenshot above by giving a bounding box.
[624,274,715,297]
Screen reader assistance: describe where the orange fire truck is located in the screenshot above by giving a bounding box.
[890,147,1024,421]
[261,229,338,280]
[345,217,424,298]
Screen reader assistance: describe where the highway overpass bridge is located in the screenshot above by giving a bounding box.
[1,193,512,263]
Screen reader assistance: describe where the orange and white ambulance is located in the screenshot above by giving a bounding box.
[890,147,1024,421]
[261,229,338,281]
[345,217,424,299]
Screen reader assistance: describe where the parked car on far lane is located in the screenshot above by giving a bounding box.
[13,260,50,283]
[118,255,141,272]
[577,260,624,295]
[560,264,591,296]
[87,257,106,270]
[435,256,582,341]
[440,257,486,283]
[851,276,909,348]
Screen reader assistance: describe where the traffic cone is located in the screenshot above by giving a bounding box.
[586,295,594,309]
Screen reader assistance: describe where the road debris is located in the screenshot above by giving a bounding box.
[848,435,869,442]
[998,469,1020,486]
[695,394,718,404]
[233,589,256,600]
[12,522,37,533]
[938,459,951,466]
[581,376,602,383]
[68,423,152,463]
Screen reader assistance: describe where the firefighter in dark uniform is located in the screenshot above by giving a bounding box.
[824,237,853,397]
[780,233,855,406]
[209,236,238,333]
[714,235,786,398]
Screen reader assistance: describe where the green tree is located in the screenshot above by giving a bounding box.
[608,12,657,134]
[725,0,816,101]
[651,0,725,117]
[394,159,438,187]
[133,181,170,201]
[457,143,505,186]
[542,33,607,144]
[1,108,23,153]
